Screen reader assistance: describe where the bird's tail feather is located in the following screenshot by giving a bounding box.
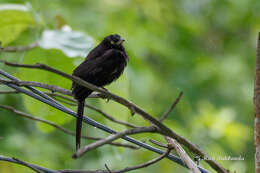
[76,99,85,151]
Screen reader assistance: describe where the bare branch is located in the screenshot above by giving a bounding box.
[0,89,100,99]
[160,91,183,122]
[62,149,171,173]
[0,90,20,94]
[1,61,228,173]
[165,137,201,173]
[84,104,139,128]
[0,155,60,173]
[49,93,138,129]
[104,164,112,173]
[0,104,139,150]
[0,42,38,52]
[111,148,171,173]
[149,139,168,149]
[12,157,44,173]
[255,32,260,173]
[60,170,106,173]
[73,126,157,158]
[0,79,72,96]
[0,87,138,128]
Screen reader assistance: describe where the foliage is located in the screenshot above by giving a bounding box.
[0,0,258,173]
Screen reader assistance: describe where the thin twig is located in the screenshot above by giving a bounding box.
[0,42,38,52]
[50,94,138,129]
[149,139,168,149]
[0,69,210,173]
[105,164,112,173]
[111,148,171,173]
[160,91,183,122]
[255,32,260,173]
[62,149,171,173]
[165,136,201,173]
[0,79,72,96]
[73,126,157,158]
[55,96,138,129]
[0,90,20,94]
[84,104,139,128]
[12,157,44,173]
[0,90,100,99]
[0,88,138,128]
[0,155,60,173]
[1,61,227,173]
[0,104,139,149]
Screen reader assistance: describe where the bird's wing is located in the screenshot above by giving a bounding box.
[73,49,124,77]
[85,43,108,60]
[72,49,124,88]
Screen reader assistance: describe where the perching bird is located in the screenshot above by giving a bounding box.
[72,34,128,150]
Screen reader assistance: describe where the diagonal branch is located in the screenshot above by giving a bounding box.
[62,149,171,173]
[160,91,183,122]
[149,139,168,149]
[0,155,60,173]
[0,42,38,52]
[0,88,138,129]
[84,104,139,128]
[12,157,44,173]
[0,69,211,173]
[255,32,260,173]
[73,126,157,158]
[165,136,201,173]
[0,104,139,149]
[1,61,226,173]
[0,79,72,96]
[105,164,112,173]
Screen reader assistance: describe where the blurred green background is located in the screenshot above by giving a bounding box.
[0,0,257,172]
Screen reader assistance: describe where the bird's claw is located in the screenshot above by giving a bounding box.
[101,87,108,91]
[106,96,111,103]
[100,87,111,102]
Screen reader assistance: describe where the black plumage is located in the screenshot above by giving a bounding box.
[72,34,128,150]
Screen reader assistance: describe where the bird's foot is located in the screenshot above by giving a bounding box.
[100,87,111,102]
[101,87,108,91]
[105,95,113,103]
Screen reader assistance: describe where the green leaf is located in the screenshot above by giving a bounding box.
[0,4,35,46]
[39,29,94,57]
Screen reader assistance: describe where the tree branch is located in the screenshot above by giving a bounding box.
[0,79,72,96]
[83,104,139,128]
[104,164,112,173]
[1,61,225,173]
[73,126,157,158]
[12,157,44,173]
[159,91,183,122]
[0,155,60,173]
[0,104,139,150]
[165,136,201,173]
[0,69,211,173]
[0,42,38,52]
[62,149,171,173]
[0,88,138,129]
[255,32,260,173]
[0,89,101,99]
[149,139,168,149]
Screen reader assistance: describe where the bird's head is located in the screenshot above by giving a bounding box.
[104,34,125,49]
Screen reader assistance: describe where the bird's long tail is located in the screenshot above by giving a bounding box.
[76,99,85,151]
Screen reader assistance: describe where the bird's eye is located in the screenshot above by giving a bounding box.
[110,40,115,45]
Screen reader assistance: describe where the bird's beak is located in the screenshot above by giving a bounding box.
[116,39,125,45]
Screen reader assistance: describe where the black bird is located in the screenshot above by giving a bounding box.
[72,34,128,150]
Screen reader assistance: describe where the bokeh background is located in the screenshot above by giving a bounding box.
[0,0,258,172]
